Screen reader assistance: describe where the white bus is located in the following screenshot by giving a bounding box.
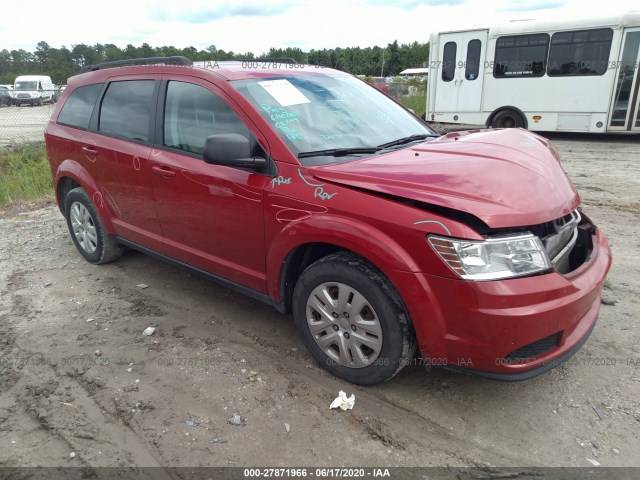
[426,11,640,133]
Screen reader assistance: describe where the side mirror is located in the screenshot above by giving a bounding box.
[203,133,267,170]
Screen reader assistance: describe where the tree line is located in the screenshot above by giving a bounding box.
[0,40,429,85]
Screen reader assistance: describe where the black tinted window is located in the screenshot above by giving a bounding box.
[442,42,457,82]
[465,39,482,80]
[57,83,102,129]
[99,80,155,141]
[494,34,549,77]
[548,28,612,76]
[164,81,250,155]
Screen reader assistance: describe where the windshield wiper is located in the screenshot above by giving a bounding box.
[298,147,379,159]
[297,134,438,159]
[377,134,437,150]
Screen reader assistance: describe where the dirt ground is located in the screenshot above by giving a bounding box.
[0,131,639,474]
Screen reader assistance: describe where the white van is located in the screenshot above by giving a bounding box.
[13,75,55,106]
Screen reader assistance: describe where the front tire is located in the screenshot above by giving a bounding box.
[64,187,122,264]
[292,252,417,385]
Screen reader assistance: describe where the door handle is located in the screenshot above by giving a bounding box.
[82,146,98,155]
[152,165,176,178]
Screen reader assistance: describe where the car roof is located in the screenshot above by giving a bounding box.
[191,61,345,81]
[67,60,346,87]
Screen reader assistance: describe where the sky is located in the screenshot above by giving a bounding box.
[0,0,638,54]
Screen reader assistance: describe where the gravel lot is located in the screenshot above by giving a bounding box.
[0,131,638,476]
[0,104,53,147]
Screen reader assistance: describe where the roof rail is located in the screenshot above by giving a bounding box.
[238,58,298,64]
[80,56,192,73]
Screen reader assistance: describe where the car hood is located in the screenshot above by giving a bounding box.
[309,129,580,229]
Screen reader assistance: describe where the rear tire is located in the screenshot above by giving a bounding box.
[292,252,417,385]
[64,187,122,264]
[490,109,525,129]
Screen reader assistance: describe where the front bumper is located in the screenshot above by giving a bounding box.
[397,228,611,379]
[14,96,41,105]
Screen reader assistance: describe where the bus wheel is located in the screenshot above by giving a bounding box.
[490,109,525,129]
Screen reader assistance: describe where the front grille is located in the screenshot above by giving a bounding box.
[504,332,561,363]
[543,211,580,259]
[537,210,581,273]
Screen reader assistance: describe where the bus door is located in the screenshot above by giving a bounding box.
[609,28,640,131]
[434,30,488,113]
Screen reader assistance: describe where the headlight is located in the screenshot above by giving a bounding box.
[428,233,552,281]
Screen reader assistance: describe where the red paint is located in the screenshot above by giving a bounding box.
[45,62,611,379]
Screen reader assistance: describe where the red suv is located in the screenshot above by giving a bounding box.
[45,57,611,385]
[371,76,390,94]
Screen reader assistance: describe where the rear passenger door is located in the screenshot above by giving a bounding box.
[82,77,164,252]
[149,77,271,293]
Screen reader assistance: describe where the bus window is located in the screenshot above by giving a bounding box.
[494,34,549,77]
[465,40,481,80]
[547,28,613,76]
[442,42,457,82]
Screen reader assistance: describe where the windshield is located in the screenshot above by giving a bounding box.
[15,81,38,90]
[232,74,436,165]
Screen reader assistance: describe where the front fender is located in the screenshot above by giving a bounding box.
[266,213,421,302]
[55,159,116,234]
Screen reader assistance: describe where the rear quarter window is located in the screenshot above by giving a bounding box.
[57,83,103,129]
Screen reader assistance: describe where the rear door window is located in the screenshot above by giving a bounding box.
[99,80,156,142]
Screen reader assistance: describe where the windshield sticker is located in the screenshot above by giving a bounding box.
[414,220,451,235]
[261,104,304,141]
[259,79,310,107]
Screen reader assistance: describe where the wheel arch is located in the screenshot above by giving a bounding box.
[486,106,528,130]
[56,177,80,213]
[54,159,116,233]
[268,215,421,314]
